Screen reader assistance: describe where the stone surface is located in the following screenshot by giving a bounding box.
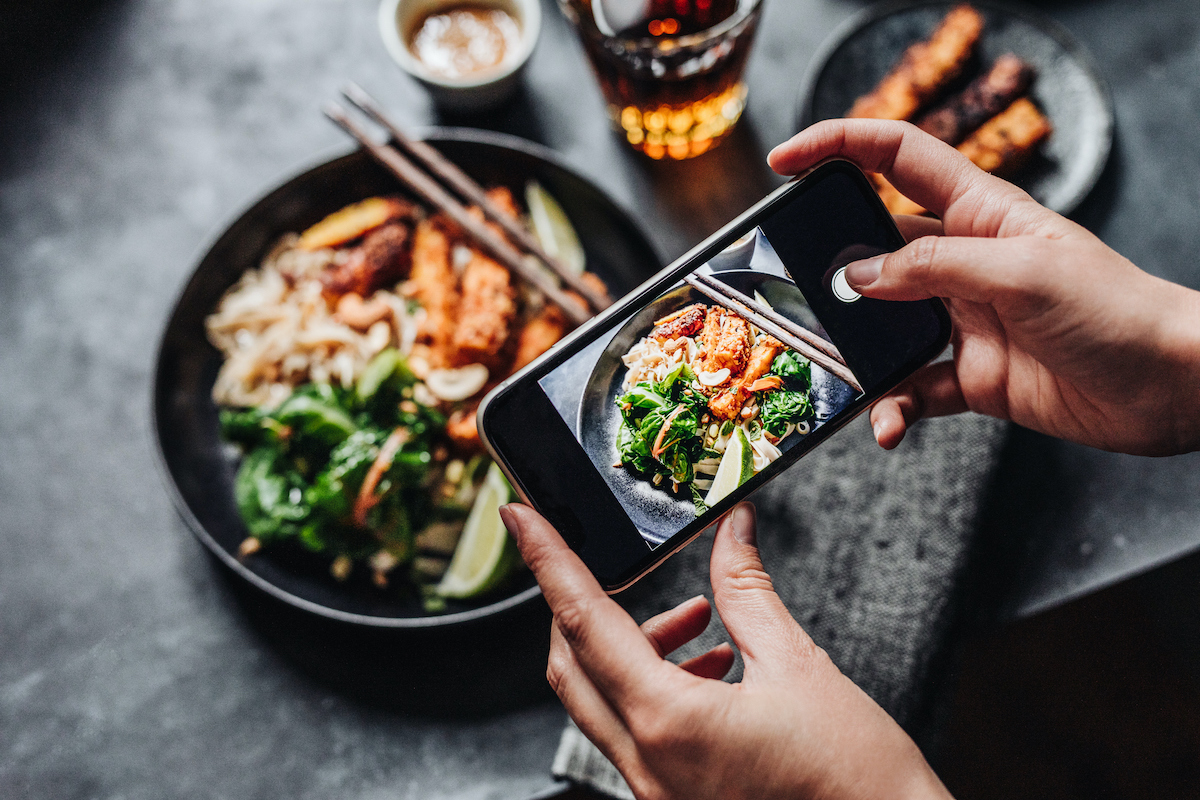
[3,0,1200,797]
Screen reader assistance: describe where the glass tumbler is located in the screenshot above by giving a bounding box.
[560,0,765,160]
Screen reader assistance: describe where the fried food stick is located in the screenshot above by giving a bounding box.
[408,218,460,367]
[708,337,786,421]
[958,96,1053,176]
[877,97,1052,215]
[847,4,985,121]
[509,273,610,372]
[451,252,517,369]
[917,53,1036,145]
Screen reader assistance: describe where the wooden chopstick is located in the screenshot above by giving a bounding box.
[340,83,612,313]
[323,102,591,327]
[692,272,847,363]
[683,274,863,393]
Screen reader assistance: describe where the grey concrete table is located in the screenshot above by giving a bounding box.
[2,0,1198,797]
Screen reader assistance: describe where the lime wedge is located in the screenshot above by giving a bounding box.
[437,463,520,599]
[704,427,755,507]
[525,181,586,275]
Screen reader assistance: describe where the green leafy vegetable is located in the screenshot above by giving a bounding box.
[614,371,705,486]
[768,351,812,390]
[233,447,309,541]
[760,388,814,437]
[618,385,670,412]
[224,367,443,566]
[274,392,356,448]
[617,417,654,473]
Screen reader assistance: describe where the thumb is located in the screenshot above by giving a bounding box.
[844,234,1040,305]
[710,503,819,677]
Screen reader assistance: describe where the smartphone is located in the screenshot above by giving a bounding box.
[478,160,951,592]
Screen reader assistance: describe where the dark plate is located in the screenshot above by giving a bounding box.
[798,0,1113,216]
[154,129,660,665]
[577,269,858,545]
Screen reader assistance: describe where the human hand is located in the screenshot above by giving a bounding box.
[500,501,953,800]
[769,119,1200,457]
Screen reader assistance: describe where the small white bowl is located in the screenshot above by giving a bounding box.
[379,0,541,113]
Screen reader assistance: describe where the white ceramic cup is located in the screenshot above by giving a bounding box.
[379,0,541,113]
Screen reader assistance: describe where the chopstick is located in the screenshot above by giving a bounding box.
[341,83,612,313]
[324,102,590,327]
[683,273,863,393]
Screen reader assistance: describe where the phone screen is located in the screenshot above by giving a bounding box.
[481,162,949,587]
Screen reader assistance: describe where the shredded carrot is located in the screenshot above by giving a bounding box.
[353,427,410,528]
[651,405,688,459]
[748,376,783,393]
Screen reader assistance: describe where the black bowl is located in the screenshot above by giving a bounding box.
[798,0,1113,216]
[153,129,662,711]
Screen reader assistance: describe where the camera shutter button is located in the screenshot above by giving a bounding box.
[831,266,862,303]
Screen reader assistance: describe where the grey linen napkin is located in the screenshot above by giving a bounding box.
[551,412,1009,798]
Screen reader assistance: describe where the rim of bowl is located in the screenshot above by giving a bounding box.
[152,128,637,629]
[565,0,763,54]
[378,0,542,89]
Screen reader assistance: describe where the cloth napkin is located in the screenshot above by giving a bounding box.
[551,411,1009,799]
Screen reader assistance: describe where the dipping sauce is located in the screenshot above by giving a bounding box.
[408,5,522,80]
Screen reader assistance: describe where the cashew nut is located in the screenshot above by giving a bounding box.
[425,364,489,402]
[335,292,391,330]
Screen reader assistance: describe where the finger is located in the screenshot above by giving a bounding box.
[709,503,818,675]
[893,214,943,243]
[843,234,1045,305]
[869,361,968,449]
[641,595,713,658]
[501,504,669,708]
[547,625,650,781]
[678,643,736,680]
[767,119,1034,228]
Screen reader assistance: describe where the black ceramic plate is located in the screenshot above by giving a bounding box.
[798,1,1113,215]
[154,129,662,630]
[577,270,858,545]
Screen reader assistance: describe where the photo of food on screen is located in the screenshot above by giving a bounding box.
[538,227,862,547]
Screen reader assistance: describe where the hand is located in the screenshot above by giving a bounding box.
[500,501,953,800]
[769,119,1200,457]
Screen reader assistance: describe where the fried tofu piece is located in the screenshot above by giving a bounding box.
[511,304,568,372]
[297,196,418,251]
[707,337,786,421]
[320,221,412,298]
[409,219,459,367]
[957,96,1052,176]
[697,307,753,376]
[485,186,520,219]
[451,252,517,368]
[917,54,1036,145]
[848,4,984,121]
[434,186,520,243]
[651,303,707,341]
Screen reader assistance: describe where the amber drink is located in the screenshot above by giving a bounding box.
[560,0,764,159]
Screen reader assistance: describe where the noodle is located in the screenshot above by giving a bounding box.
[206,237,417,409]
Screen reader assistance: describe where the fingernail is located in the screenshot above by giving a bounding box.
[499,504,521,542]
[873,421,884,442]
[731,503,756,546]
[845,255,884,288]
